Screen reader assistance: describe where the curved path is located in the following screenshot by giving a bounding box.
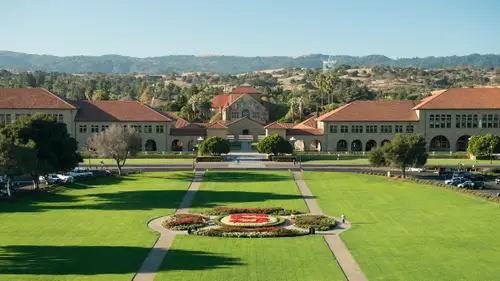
[291,171,368,281]
[132,170,205,281]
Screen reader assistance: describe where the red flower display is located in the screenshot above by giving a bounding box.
[229,213,270,224]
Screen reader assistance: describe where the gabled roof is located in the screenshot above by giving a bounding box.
[413,88,500,109]
[264,122,294,129]
[231,85,261,94]
[72,100,172,122]
[211,95,230,108]
[162,112,191,128]
[317,100,419,122]
[226,116,265,126]
[293,113,317,129]
[206,121,228,129]
[0,88,76,109]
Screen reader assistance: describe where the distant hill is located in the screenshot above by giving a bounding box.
[1,51,500,74]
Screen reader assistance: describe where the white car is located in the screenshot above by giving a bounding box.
[56,173,74,183]
[408,167,426,172]
[39,174,61,184]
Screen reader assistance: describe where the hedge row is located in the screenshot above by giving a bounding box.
[192,226,308,238]
[357,172,500,203]
[196,156,223,162]
[271,156,296,162]
[81,151,195,159]
[213,215,286,228]
[294,215,337,231]
[162,214,207,230]
[204,207,301,216]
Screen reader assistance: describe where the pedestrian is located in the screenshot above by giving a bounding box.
[341,214,346,224]
[100,161,105,170]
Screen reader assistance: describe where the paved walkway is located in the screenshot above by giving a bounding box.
[132,170,205,281]
[291,171,368,281]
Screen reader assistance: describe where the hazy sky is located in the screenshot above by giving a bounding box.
[1,0,498,58]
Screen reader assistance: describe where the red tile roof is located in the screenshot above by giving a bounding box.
[286,128,324,136]
[293,114,317,129]
[72,100,172,122]
[413,88,500,109]
[211,95,230,108]
[231,85,261,94]
[317,100,419,122]
[0,88,76,109]
[206,121,228,129]
[162,112,191,128]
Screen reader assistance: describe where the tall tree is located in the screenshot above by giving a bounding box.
[198,136,230,155]
[0,114,82,189]
[0,137,37,196]
[467,134,500,160]
[87,124,141,175]
[368,134,428,178]
[257,134,293,155]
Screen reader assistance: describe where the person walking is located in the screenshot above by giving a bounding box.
[341,214,346,224]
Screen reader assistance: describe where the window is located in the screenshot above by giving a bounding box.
[231,112,239,119]
[0,114,5,123]
[329,125,337,133]
[131,125,142,133]
[340,125,348,133]
[156,125,164,133]
[429,114,451,128]
[252,111,260,119]
[79,125,87,133]
[395,125,403,133]
[101,125,109,131]
[15,114,21,120]
[144,125,152,133]
[351,125,363,133]
[123,125,128,132]
[406,125,414,133]
[58,114,64,123]
[481,114,499,128]
[366,125,378,133]
[91,125,99,133]
[380,125,392,133]
[456,114,479,128]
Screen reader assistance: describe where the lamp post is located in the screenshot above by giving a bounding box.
[194,137,204,169]
[289,137,296,167]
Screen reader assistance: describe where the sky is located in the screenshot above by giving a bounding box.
[1,0,499,58]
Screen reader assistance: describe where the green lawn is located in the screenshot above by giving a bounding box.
[155,235,345,281]
[305,172,500,281]
[305,158,500,165]
[156,171,345,281]
[0,172,192,281]
[189,171,309,214]
[83,158,193,165]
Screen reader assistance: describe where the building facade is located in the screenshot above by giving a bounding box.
[1,87,499,153]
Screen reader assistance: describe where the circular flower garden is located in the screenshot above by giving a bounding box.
[162,207,338,238]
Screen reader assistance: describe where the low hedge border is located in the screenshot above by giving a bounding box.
[271,156,296,162]
[192,226,308,238]
[196,156,223,162]
[294,215,337,231]
[357,172,500,203]
[162,214,208,230]
[213,215,286,228]
[204,207,301,216]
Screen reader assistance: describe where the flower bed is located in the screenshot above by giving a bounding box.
[204,207,300,216]
[193,226,308,238]
[294,215,337,231]
[163,214,207,230]
[214,213,286,228]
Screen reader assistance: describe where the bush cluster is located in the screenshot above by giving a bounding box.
[192,226,308,238]
[213,215,286,228]
[357,172,500,203]
[271,156,296,162]
[294,215,337,231]
[204,207,301,216]
[196,156,222,162]
[163,214,207,230]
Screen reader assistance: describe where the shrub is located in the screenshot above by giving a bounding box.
[196,156,222,162]
[192,226,308,238]
[294,215,337,231]
[204,207,301,216]
[163,214,207,230]
[271,156,296,162]
[198,136,230,155]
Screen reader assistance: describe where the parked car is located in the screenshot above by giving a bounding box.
[56,173,74,183]
[452,171,472,178]
[457,181,485,189]
[438,168,453,176]
[496,178,500,185]
[469,175,486,181]
[445,177,466,185]
[408,167,426,172]
[74,167,93,177]
[39,174,61,185]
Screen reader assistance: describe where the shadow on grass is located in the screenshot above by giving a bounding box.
[140,172,291,183]
[0,245,242,275]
